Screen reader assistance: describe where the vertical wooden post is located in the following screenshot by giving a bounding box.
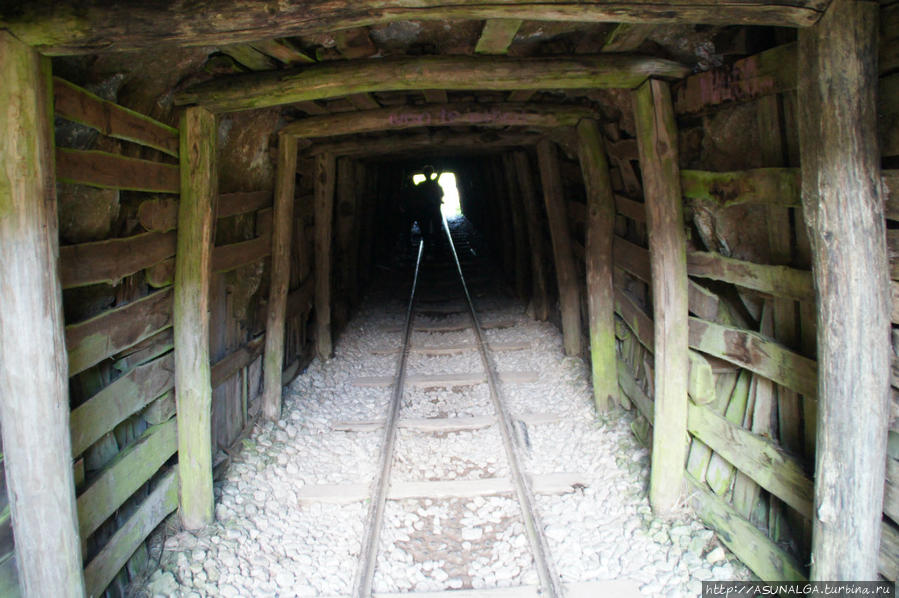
[633,79,689,515]
[576,119,619,413]
[798,0,887,579]
[513,150,550,321]
[537,138,583,356]
[262,133,298,421]
[0,31,86,597]
[501,153,530,301]
[489,159,516,280]
[314,152,337,360]
[175,106,217,530]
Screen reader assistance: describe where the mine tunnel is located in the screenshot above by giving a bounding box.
[0,2,897,596]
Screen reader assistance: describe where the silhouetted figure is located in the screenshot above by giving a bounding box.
[415,165,444,251]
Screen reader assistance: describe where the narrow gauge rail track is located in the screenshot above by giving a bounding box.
[352,220,564,598]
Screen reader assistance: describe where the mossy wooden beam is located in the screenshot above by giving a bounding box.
[0,31,85,597]
[685,473,807,581]
[614,285,654,352]
[4,1,824,55]
[475,19,522,54]
[513,151,551,322]
[687,251,814,302]
[262,134,298,421]
[577,119,619,412]
[285,103,594,138]
[305,131,541,157]
[174,106,217,530]
[537,138,583,357]
[314,153,337,360]
[680,168,801,208]
[59,231,177,289]
[56,148,180,193]
[799,0,888,579]
[634,78,689,516]
[176,55,689,113]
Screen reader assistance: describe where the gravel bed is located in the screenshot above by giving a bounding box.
[407,350,483,376]
[373,497,537,593]
[401,385,494,418]
[411,327,473,347]
[393,427,509,481]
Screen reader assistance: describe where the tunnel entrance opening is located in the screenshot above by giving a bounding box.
[412,170,463,219]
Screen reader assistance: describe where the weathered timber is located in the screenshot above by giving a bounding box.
[507,90,536,102]
[284,103,594,138]
[501,153,530,302]
[686,251,814,302]
[882,4,899,76]
[513,151,551,321]
[334,157,358,329]
[537,139,583,357]
[635,78,689,515]
[76,418,177,541]
[287,278,315,319]
[83,468,178,598]
[687,402,813,516]
[59,231,177,288]
[680,168,801,207]
[685,473,807,581]
[617,359,654,423]
[174,106,217,530]
[112,328,174,373]
[65,287,173,376]
[249,38,315,65]
[176,55,689,112]
[614,236,651,283]
[56,148,179,193]
[262,134,298,421]
[346,93,381,111]
[688,317,818,398]
[674,42,798,115]
[53,77,179,156]
[475,19,522,54]
[211,335,265,388]
[70,352,174,457]
[884,456,899,524]
[602,23,658,52]
[882,73,899,158]
[0,32,85,597]
[3,1,826,55]
[885,171,899,221]
[687,351,716,405]
[138,197,179,233]
[422,90,449,104]
[614,286,654,352]
[799,0,888,579]
[211,231,271,272]
[615,194,646,223]
[219,43,278,71]
[315,153,337,360]
[704,369,751,496]
[881,521,899,580]
[577,119,619,412]
[218,190,272,218]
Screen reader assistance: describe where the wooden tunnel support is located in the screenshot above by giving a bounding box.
[0,31,86,597]
[315,153,337,360]
[576,118,619,413]
[634,79,689,515]
[798,0,888,579]
[537,138,583,357]
[174,106,217,529]
[262,133,298,421]
[514,150,551,321]
[502,152,531,302]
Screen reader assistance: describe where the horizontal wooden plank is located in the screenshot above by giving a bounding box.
[59,231,177,288]
[685,473,806,581]
[219,190,273,219]
[881,519,899,581]
[615,194,645,223]
[333,415,496,433]
[687,401,813,516]
[212,232,271,273]
[614,236,651,282]
[614,287,654,352]
[56,148,179,193]
[605,138,638,161]
[53,77,179,156]
[211,335,264,388]
[83,468,178,598]
[377,580,642,598]
[687,251,814,302]
[70,352,175,457]
[351,371,538,388]
[674,43,797,115]
[66,288,174,376]
[688,317,817,398]
[681,168,800,207]
[77,418,177,541]
[137,190,273,233]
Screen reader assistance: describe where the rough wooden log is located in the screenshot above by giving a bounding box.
[174,106,217,530]
[262,134,298,421]
[315,153,337,360]
[65,287,173,376]
[680,168,801,208]
[53,77,179,156]
[537,139,582,356]
[577,119,619,412]
[475,19,522,54]
[0,32,85,597]
[617,359,654,423]
[799,0,888,579]
[4,1,826,55]
[176,55,689,112]
[284,103,594,138]
[687,350,716,405]
[211,335,265,388]
[614,236,652,282]
[59,231,177,288]
[686,251,814,302]
[674,42,798,115]
[211,233,271,272]
[615,194,646,223]
[218,190,272,218]
[501,153,530,302]
[249,38,315,65]
[422,90,449,104]
[513,151,551,321]
[634,78,689,515]
[56,148,179,193]
[219,43,278,71]
[614,286,654,352]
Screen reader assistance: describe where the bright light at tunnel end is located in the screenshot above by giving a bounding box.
[412,171,462,218]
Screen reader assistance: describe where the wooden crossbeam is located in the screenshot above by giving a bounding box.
[475,19,522,54]
[175,55,689,112]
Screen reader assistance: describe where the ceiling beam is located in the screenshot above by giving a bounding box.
[475,19,523,54]
[303,130,543,156]
[175,54,689,113]
[282,102,594,138]
[2,1,827,55]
